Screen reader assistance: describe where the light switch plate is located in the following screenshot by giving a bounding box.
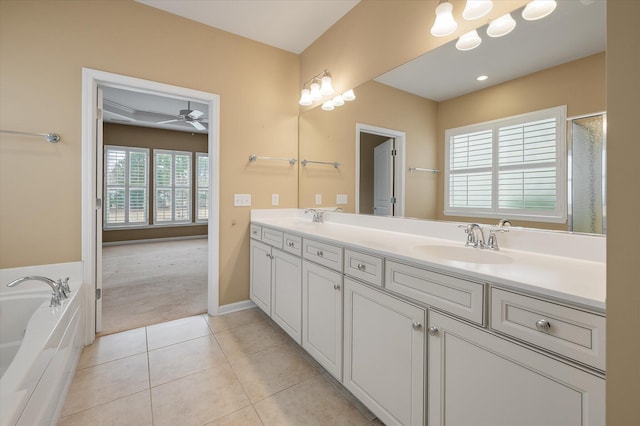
[336,194,348,205]
[271,194,279,206]
[234,194,251,207]
[315,194,322,205]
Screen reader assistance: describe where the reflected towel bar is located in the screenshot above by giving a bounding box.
[409,167,439,174]
[301,159,340,168]
[1,129,61,143]
[248,154,297,165]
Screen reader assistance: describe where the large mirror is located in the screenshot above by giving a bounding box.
[298,0,606,233]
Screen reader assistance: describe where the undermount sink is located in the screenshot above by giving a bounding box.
[411,245,514,264]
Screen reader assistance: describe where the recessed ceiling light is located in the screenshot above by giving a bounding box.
[477,75,488,81]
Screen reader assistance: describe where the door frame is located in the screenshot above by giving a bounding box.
[81,68,220,343]
[355,123,406,216]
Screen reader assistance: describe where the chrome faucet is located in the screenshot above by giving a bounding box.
[305,208,324,223]
[459,223,486,248]
[486,220,510,250]
[6,276,66,307]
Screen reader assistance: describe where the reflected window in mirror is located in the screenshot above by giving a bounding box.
[444,105,567,224]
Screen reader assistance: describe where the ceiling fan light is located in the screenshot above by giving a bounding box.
[332,94,345,106]
[321,100,335,111]
[342,89,356,101]
[320,75,334,96]
[309,80,322,101]
[522,0,557,21]
[430,1,458,37]
[462,0,493,20]
[299,88,312,106]
[456,29,482,51]
[487,13,516,37]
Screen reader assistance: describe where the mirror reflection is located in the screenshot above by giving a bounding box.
[298,0,606,233]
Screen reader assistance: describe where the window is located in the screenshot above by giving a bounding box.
[104,146,149,227]
[196,152,209,222]
[154,150,192,224]
[444,106,567,223]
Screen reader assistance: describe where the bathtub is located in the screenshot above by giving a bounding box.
[0,262,84,426]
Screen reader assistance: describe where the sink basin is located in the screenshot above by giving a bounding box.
[411,245,514,264]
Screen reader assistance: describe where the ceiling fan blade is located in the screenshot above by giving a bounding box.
[188,109,205,120]
[157,119,181,124]
[190,121,207,131]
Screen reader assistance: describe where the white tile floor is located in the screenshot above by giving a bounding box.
[58,309,384,426]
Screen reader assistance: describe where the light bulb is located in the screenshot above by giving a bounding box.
[522,0,557,21]
[309,80,322,101]
[430,1,458,37]
[456,30,482,51]
[320,75,334,96]
[332,95,344,106]
[342,89,356,101]
[487,13,516,37]
[462,0,493,20]
[298,89,312,106]
[321,100,335,111]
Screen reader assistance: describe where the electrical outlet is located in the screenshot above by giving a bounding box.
[336,194,348,205]
[271,194,279,206]
[234,194,251,207]
[315,194,322,205]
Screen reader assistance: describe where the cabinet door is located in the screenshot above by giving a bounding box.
[271,249,302,344]
[344,278,425,426]
[428,311,605,426]
[250,239,272,315]
[302,260,343,380]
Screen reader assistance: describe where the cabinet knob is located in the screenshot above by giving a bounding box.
[535,319,551,332]
[357,263,366,271]
[412,321,422,331]
[317,250,324,257]
[333,283,341,290]
[427,326,439,336]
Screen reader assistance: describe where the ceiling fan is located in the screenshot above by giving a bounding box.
[157,101,208,131]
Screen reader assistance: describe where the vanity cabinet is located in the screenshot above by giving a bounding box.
[343,278,425,426]
[302,260,343,380]
[249,239,272,314]
[428,310,605,426]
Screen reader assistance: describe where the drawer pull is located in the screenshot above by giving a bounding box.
[252,230,258,235]
[427,326,439,336]
[333,283,341,290]
[288,241,295,247]
[357,263,366,271]
[317,250,324,257]
[535,319,551,332]
[412,321,422,331]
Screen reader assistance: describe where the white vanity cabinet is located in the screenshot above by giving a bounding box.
[302,259,343,380]
[249,239,272,314]
[343,278,425,426]
[428,310,605,426]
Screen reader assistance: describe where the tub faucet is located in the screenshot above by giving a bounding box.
[6,276,65,307]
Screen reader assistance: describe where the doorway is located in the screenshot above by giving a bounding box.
[355,123,406,216]
[82,68,220,342]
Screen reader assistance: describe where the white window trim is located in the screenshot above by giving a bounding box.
[444,105,567,223]
[103,145,149,229]
[195,152,209,223]
[154,149,192,225]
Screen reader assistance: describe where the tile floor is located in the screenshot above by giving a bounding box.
[58,309,384,426]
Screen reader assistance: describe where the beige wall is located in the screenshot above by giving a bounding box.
[606,1,640,423]
[435,52,606,230]
[299,80,438,219]
[0,0,299,305]
[102,123,208,243]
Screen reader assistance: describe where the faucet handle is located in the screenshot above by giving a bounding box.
[486,227,508,250]
[458,224,475,246]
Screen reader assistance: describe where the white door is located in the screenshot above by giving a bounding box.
[95,86,104,333]
[373,139,394,216]
[250,240,272,315]
[271,249,302,344]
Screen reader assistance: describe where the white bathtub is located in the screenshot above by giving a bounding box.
[0,262,84,426]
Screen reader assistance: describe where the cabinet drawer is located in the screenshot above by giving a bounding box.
[262,227,283,249]
[344,249,383,287]
[490,288,606,371]
[385,260,484,325]
[283,234,302,256]
[303,239,343,272]
[250,224,262,240]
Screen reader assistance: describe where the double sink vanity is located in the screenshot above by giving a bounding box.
[249,208,606,426]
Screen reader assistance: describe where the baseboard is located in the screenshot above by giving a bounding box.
[214,299,257,316]
[102,235,207,247]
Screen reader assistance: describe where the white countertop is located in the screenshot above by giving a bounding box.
[251,210,606,313]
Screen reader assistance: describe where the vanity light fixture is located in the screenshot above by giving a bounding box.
[462,0,493,20]
[309,79,322,101]
[522,0,557,21]
[321,100,335,111]
[332,94,345,107]
[298,69,355,110]
[456,29,482,51]
[487,13,516,37]
[430,1,458,37]
[320,73,334,96]
[342,89,356,101]
[298,88,312,106]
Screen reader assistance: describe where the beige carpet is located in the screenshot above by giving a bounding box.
[100,238,208,336]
